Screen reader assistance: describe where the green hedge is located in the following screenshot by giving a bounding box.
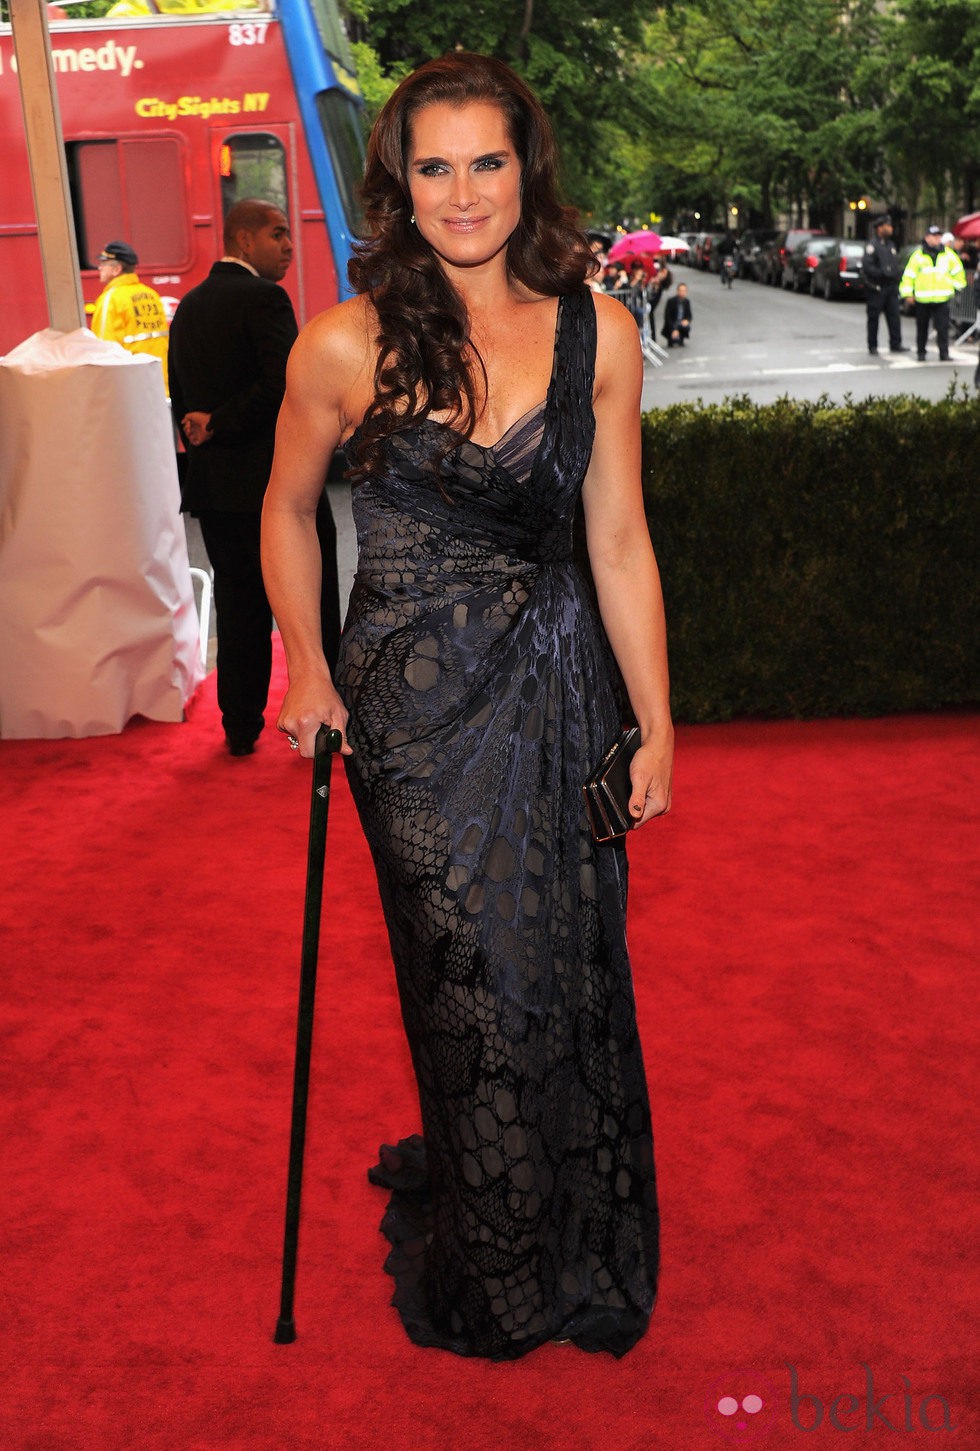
[641,392,979,722]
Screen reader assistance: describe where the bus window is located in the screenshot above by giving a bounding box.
[220,133,288,219]
[307,0,355,73]
[67,138,189,269]
[314,89,365,236]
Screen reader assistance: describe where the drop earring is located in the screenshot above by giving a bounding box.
[410,213,416,225]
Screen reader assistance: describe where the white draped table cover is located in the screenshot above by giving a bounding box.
[0,329,205,738]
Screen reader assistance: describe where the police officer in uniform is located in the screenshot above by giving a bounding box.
[863,214,906,356]
[899,225,967,361]
[90,240,170,393]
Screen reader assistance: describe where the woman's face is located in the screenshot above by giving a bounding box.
[406,100,522,273]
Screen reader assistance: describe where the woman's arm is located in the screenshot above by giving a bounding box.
[581,292,674,826]
[260,298,371,756]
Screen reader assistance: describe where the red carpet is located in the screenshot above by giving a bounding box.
[1,643,977,1449]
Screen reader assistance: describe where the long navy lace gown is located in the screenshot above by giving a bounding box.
[335,287,659,1360]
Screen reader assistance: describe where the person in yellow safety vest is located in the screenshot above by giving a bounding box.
[90,240,170,394]
[898,224,966,362]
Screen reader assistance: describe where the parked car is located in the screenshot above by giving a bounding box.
[811,240,868,300]
[688,232,709,268]
[678,232,700,264]
[759,228,827,286]
[735,228,778,281]
[782,235,839,292]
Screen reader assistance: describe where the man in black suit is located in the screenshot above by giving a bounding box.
[169,199,340,755]
[661,283,693,347]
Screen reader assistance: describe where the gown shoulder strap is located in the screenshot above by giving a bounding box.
[554,287,598,415]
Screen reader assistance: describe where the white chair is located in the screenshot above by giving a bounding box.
[188,565,213,669]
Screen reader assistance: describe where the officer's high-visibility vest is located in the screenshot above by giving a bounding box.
[90,272,170,394]
[898,246,966,305]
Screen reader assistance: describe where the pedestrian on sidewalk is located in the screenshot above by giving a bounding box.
[661,283,692,347]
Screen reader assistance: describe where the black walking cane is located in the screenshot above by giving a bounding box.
[273,723,344,1344]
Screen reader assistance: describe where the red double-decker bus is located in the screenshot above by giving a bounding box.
[0,0,364,354]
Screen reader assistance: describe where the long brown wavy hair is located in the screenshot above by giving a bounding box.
[346,52,595,477]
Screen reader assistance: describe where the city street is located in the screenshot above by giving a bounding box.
[641,264,979,409]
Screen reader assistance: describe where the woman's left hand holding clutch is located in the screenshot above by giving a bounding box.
[628,729,674,826]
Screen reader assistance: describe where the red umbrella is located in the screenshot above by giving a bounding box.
[607,229,663,264]
[952,212,980,240]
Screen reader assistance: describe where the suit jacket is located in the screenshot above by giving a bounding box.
[169,261,298,513]
[662,295,693,335]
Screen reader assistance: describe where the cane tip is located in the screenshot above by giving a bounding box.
[273,1318,297,1344]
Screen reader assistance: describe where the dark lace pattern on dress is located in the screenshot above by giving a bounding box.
[335,289,659,1360]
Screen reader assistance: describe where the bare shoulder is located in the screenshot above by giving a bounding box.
[292,294,373,374]
[287,294,376,426]
[591,289,642,396]
[592,288,643,350]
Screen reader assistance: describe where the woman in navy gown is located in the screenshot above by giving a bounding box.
[262,52,673,1360]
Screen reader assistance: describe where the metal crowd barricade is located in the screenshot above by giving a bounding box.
[607,285,669,366]
[951,270,979,345]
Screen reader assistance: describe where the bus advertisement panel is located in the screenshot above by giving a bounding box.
[0,1,364,355]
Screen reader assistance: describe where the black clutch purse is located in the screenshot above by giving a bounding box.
[582,726,641,844]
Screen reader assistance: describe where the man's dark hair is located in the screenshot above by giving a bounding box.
[223,199,282,254]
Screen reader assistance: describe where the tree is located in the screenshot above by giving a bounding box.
[870,0,980,217]
[344,0,646,216]
[627,0,884,228]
